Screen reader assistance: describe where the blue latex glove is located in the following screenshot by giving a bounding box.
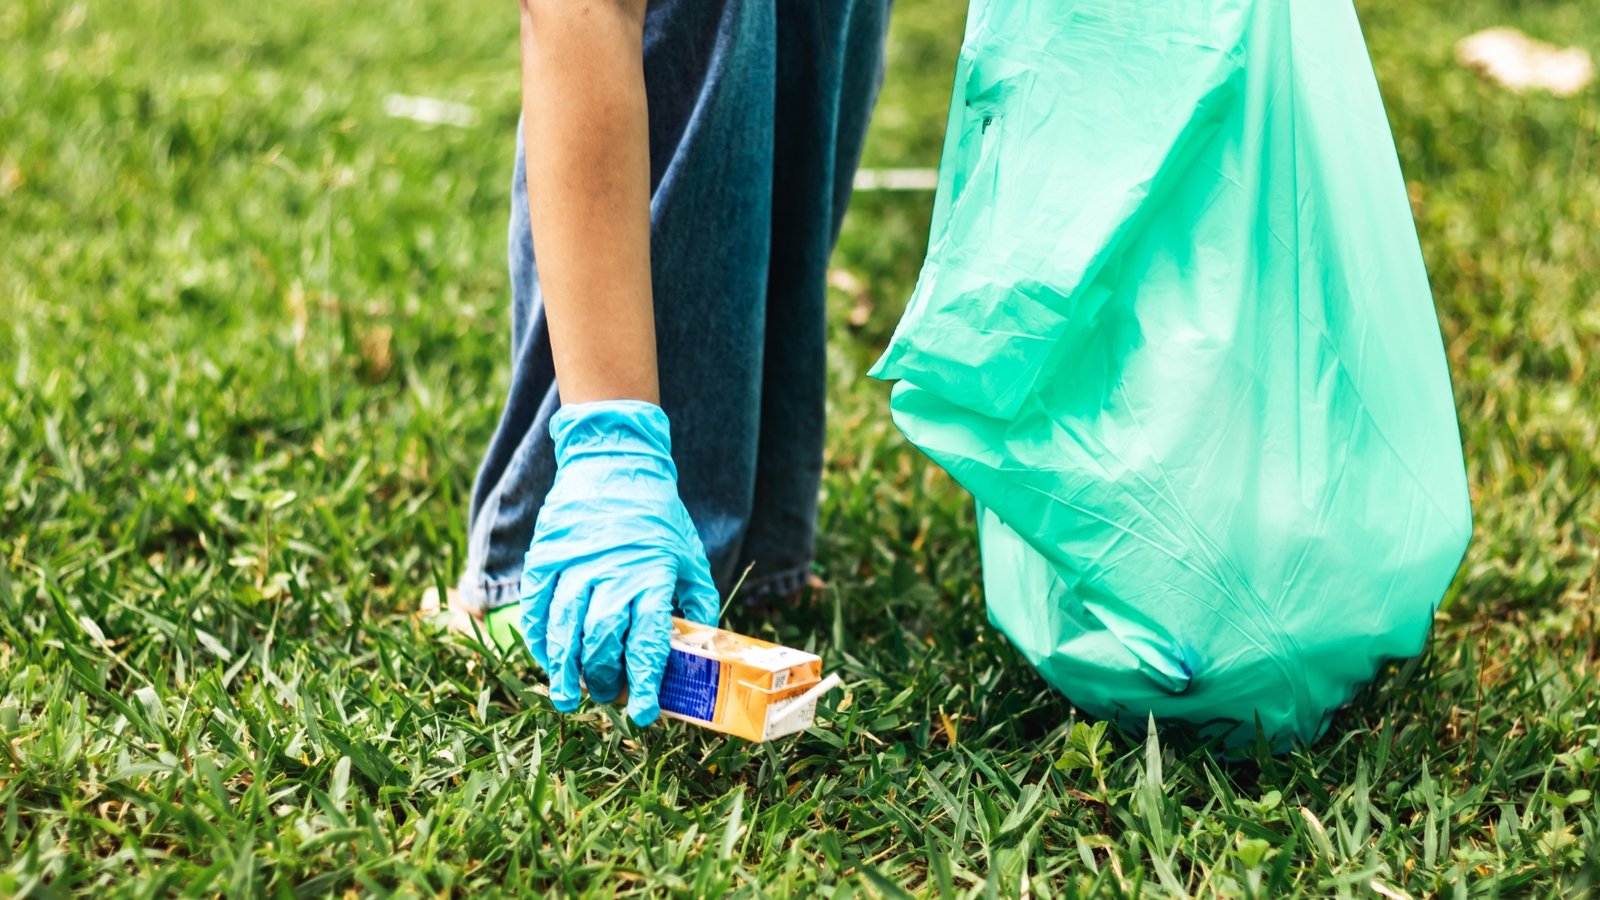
[519,400,720,725]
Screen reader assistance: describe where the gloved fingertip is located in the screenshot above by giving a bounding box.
[626,696,661,727]
[521,638,550,671]
[527,646,551,671]
[528,640,553,669]
[674,557,721,626]
[518,580,555,670]
[682,587,720,626]
[546,652,582,712]
[522,630,550,670]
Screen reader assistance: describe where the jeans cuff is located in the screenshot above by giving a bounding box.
[737,561,814,602]
[459,573,524,614]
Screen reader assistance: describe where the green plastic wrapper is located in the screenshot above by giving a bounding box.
[870,0,1471,749]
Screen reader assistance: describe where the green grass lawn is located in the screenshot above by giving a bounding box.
[3,0,1599,895]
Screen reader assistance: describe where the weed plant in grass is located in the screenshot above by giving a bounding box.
[2,0,1599,895]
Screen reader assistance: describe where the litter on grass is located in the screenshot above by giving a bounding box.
[469,604,838,740]
[1457,28,1595,97]
[854,168,939,191]
[381,93,479,127]
[656,618,841,741]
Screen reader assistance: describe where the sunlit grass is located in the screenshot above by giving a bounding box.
[2,0,1597,894]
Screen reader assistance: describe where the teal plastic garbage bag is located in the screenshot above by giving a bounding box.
[870,0,1472,749]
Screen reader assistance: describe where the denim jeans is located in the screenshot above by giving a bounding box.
[460,0,890,612]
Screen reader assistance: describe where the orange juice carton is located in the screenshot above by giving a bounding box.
[656,618,841,741]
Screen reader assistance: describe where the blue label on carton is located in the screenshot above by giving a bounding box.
[658,649,720,722]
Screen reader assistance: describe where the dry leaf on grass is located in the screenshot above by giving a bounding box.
[358,325,393,381]
[827,267,875,328]
[1457,28,1595,97]
[382,93,478,128]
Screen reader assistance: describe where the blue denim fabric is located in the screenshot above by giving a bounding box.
[460,0,890,611]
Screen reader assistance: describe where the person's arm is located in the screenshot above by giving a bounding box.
[513,0,721,727]
[519,0,656,404]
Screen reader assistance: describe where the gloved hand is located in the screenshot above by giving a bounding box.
[519,399,720,725]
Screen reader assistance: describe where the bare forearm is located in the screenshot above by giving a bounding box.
[519,0,656,404]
